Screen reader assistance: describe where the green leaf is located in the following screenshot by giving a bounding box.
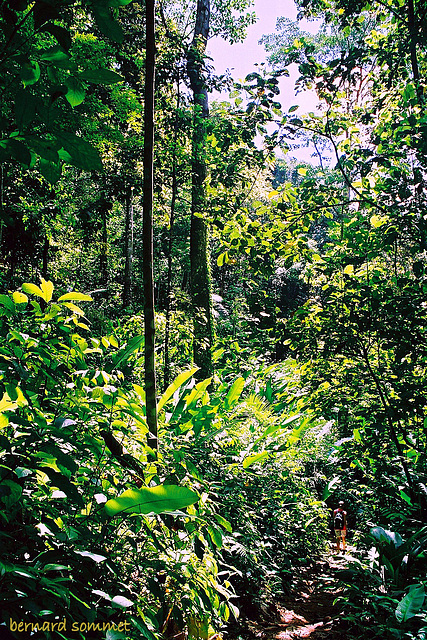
[64,77,85,107]
[0,295,15,311]
[370,214,387,228]
[12,292,28,306]
[20,60,40,87]
[92,5,124,43]
[207,524,223,548]
[104,485,199,517]
[214,514,232,532]
[28,138,59,163]
[58,292,93,302]
[7,139,31,167]
[15,90,38,129]
[107,335,145,372]
[40,46,69,62]
[42,23,72,50]
[395,585,425,622]
[158,367,198,412]
[217,252,228,267]
[0,480,22,507]
[370,526,404,548]
[39,159,62,184]
[74,550,107,563]
[243,451,269,469]
[258,414,300,441]
[22,282,45,298]
[40,278,54,302]
[224,377,245,409]
[55,132,102,172]
[78,69,123,84]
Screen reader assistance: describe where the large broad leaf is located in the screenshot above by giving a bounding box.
[15,90,39,129]
[92,5,124,43]
[55,132,102,172]
[158,367,198,413]
[20,60,40,87]
[224,377,245,410]
[58,292,92,302]
[242,451,269,469]
[64,77,85,107]
[7,139,32,167]
[104,485,199,517]
[371,526,404,549]
[257,413,300,442]
[106,335,144,372]
[39,158,62,184]
[42,23,72,50]
[395,585,425,622]
[78,69,123,84]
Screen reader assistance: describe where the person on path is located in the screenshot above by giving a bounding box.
[333,501,347,553]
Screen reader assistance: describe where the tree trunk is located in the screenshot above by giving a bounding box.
[99,197,109,287]
[187,0,214,381]
[123,184,134,309]
[164,72,180,391]
[42,234,49,279]
[143,0,158,453]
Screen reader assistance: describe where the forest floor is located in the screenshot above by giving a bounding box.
[239,542,354,640]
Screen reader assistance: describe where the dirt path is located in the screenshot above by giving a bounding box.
[242,546,353,640]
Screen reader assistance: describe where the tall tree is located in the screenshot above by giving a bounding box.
[187,0,214,381]
[143,0,158,452]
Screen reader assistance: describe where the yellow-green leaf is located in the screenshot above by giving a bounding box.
[40,278,54,302]
[58,292,93,302]
[12,292,28,305]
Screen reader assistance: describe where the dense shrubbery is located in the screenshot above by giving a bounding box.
[0,282,333,638]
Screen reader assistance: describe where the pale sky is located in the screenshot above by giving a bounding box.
[207,0,322,162]
[208,0,321,112]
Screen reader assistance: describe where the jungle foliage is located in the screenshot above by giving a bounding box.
[0,0,427,638]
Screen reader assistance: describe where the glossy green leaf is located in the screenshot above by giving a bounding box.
[242,451,269,469]
[105,485,199,517]
[58,292,93,302]
[395,585,425,622]
[40,46,69,62]
[224,377,245,409]
[107,335,145,372]
[207,524,223,548]
[214,514,232,532]
[42,23,72,50]
[92,5,124,43]
[55,132,102,172]
[20,61,40,87]
[39,159,62,184]
[158,367,198,412]
[22,283,45,298]
[64,77,85,107]
[78,69,123,84]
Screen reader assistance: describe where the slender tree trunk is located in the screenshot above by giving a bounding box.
[123,184,134,308]
[187,0,214,381]
[100,198,109,287]
[164,72,180,391]
[143,0,158,453]
[42,234,49,278]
